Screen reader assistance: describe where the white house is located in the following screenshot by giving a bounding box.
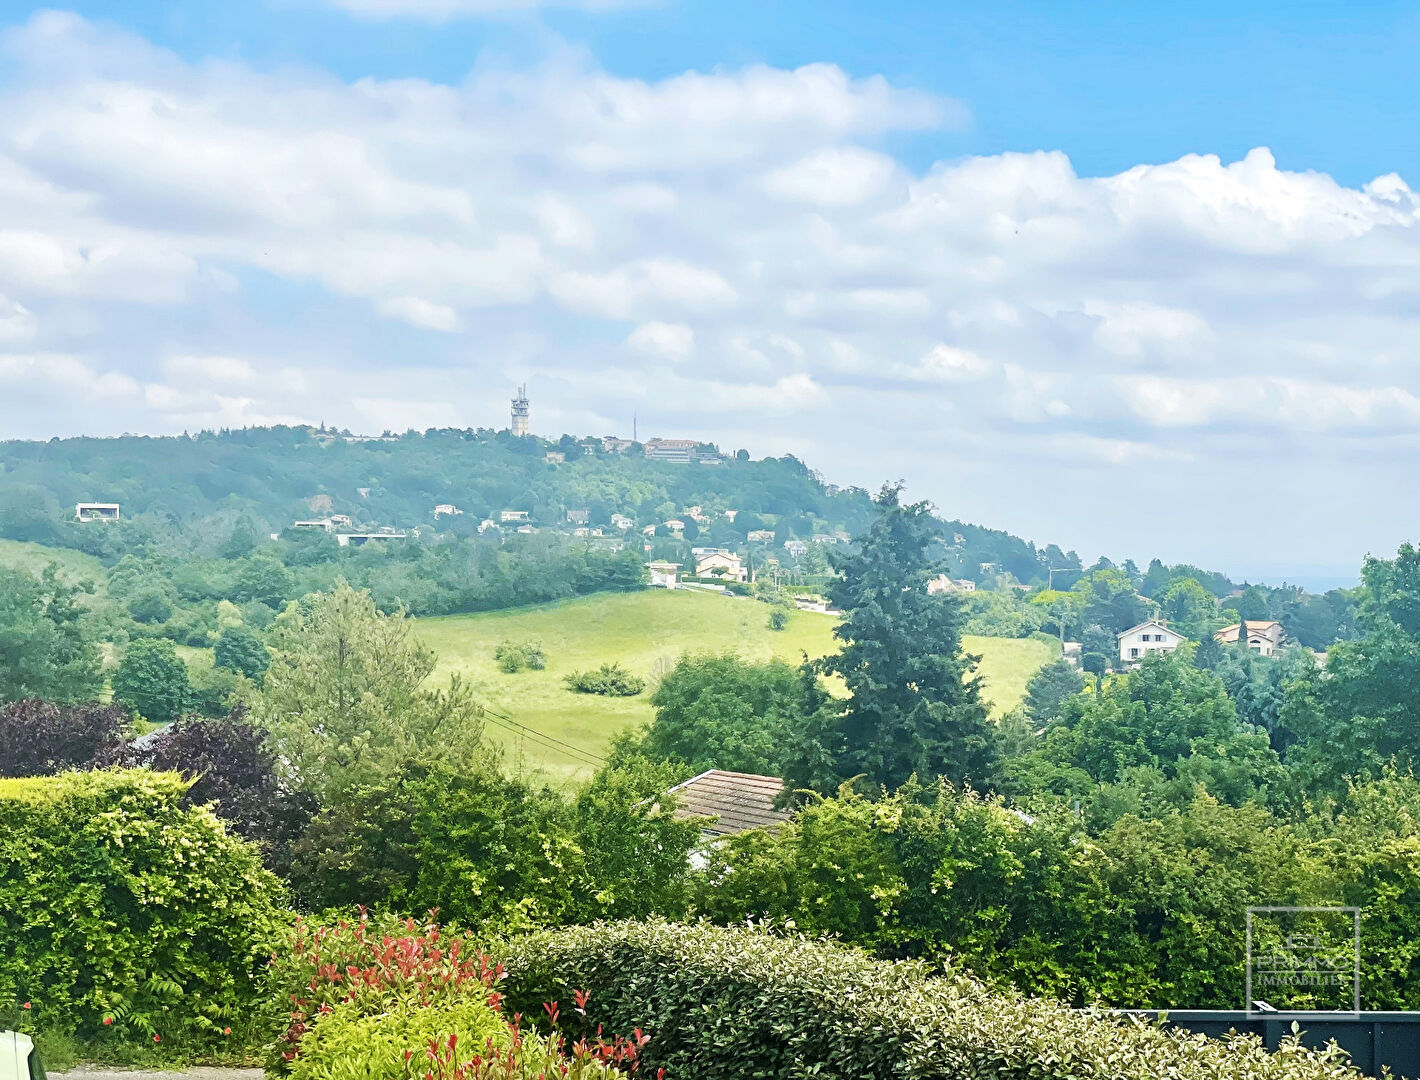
[695,551,747,582]
[500,510,530,523]
[783,539,808,558]
[927,575,976,594]
[292,518,334,532]
[75,502,120,522]
[1215,620,1288,657]
[747,529,775,543]
[433,504,462,518]
[1117,620,1187,666]
[663,518,686,532]
[567,508,591,525]
[647,560,680,588]
[478,518,497,534]
[611,513,634,530]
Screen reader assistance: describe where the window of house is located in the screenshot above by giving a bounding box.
[1129,647,1139,658]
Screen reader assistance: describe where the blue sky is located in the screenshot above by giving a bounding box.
[14,0,1419,185]
[0,0,1417,586]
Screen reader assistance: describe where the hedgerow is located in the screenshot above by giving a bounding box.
[0,769,286,1049]
[499,919,1364,1080]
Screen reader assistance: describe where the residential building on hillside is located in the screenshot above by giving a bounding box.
[293,518,334,532]
[666,770,791,840]
[75,502,120,522]
[1215,620,1288,656]
[695,551,747,582]
[433,504,462,517]
[747,529,775,543]
[647,560,680,588]
[329,514,353,527]
[478,518,497,533]
[663,518,686,532]
[500,510,530,523]
[783,539,808,558]
[545,451,565,464]
[1117,620,1187,666]
[567,509,590,525]
[602,436,634,453]
[610,513,635,530]
[927,575,976,594]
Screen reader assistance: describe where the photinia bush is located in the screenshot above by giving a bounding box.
[272,912,653,1080]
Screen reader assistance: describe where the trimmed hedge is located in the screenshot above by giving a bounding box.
[0,769,286,1047]
[500,919,1363,1080]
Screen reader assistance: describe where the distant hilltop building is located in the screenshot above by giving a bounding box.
[511,385,530,437]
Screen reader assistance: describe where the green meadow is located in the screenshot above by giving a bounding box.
[418,589,1055,782]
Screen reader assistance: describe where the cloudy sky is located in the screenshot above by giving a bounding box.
[0,1,1418,586]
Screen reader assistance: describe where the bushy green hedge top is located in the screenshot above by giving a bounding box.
[500,919,1362,1080]
[0,768,286,1049]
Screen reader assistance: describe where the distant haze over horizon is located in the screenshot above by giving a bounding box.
[0,5,1414,587]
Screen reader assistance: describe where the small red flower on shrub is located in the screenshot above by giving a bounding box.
[153,1034,161,1044]
[102,1016,113,1026]
[21,1003,30,1011]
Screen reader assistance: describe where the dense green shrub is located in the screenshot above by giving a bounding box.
[291,996,505,1080]
[111,637,192,723]
[695,781,1332,1008]
[285,761,700,930]
[494,640,546,673]
[563,663,644,696]
[501,919,1362,1080]
[0,770,285,1048]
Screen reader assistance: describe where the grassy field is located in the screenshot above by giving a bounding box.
[418,590,1055,783]
[0,539,108,590]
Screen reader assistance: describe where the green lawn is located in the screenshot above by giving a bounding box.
[0,539,107,592]
[418,590,1055,783]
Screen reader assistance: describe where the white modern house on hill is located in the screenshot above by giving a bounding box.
[75,502,120,522]
[1117,620,1187,666]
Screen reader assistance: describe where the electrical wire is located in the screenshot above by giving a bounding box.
[479,705,607,768]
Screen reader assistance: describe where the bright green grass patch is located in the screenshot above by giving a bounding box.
[418,590,1054,783]
[0,539,107,594]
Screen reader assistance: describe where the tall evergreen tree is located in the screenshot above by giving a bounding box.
[783,485,999,794]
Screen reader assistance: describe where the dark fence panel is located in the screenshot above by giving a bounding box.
[1122,1010,1420,1078]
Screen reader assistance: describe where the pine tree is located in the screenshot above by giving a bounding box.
[783,485,999,794]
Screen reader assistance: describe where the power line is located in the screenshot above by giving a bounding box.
[480,705,606,768]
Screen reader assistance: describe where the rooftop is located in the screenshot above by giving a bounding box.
[667,770,791,838]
